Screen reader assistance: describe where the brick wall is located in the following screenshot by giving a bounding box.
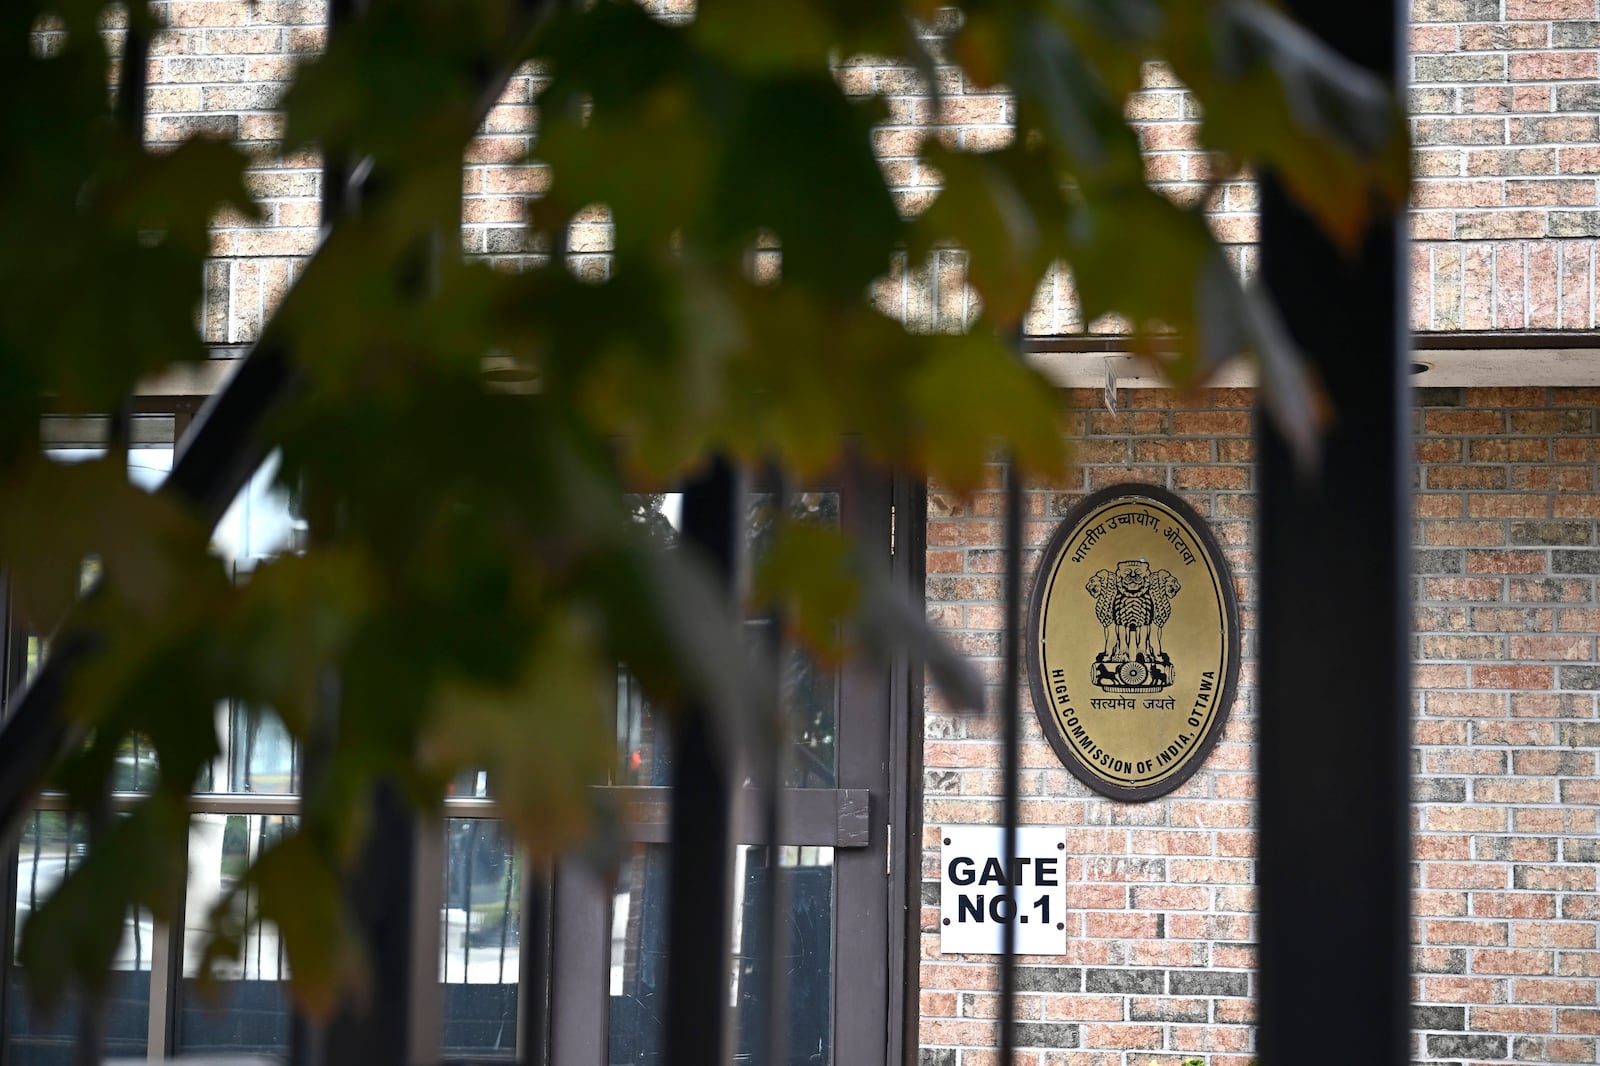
[1410,0,1600,331]
[144,0,325,345]
[137,0,1600,343]
[921,387,1600,1066]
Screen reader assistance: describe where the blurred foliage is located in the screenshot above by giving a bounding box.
[1,0,1402,1016]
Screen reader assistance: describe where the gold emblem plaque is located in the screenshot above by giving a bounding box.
[1027,484,1240,801]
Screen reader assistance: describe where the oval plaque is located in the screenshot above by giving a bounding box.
[1027,484,1240,801]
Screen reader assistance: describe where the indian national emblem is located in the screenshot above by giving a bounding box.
[1084,559,1181,693]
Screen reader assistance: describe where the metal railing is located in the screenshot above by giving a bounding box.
[12,791,524,1062]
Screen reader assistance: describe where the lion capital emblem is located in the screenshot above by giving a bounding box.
[1084,559,1181,692]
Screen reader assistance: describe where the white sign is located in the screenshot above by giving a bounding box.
[939,825,1067,956]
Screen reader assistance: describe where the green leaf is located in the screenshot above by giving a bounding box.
[0,457,210,629]
[752,521,861,659]
[201,831,366,1019]
[1160,0,1407,248]
[905,332,1065,491]
[421,615,612,857]
[19,796,188,1011]
[708,74,903,297]
[912,141,1072,330]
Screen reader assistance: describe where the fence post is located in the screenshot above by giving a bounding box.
[1256,2,1410,1064]
[663,459,742,1066]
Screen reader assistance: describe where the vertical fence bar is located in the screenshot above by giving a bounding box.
[663,458,741,1066]
[516,862,552,1066]
[1256,1,1409,1065]
[998,455,1022,1066]
[145,805,186,1061]
[321,783,418,1066]
[757,470,789,1066]
[407,817,444,1064]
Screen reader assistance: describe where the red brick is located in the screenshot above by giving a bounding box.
[1128,941,1210,967]
[1511,51,1600,79]
[1476,893,1559,920]
[1468,550,1549,573]
[1476,778,1558,803]
[1507,0,1597,15]
[1426,862,1511,889]
[1083,912,1161,939]
[1426,690,1507,716]
[1469,495,1552,518]
[1171,412,1250,437]
[1425,977,1508,1004]
[1473,1006,1559,1032]
[1478,721,1559,744]
[1067,884,1130,911]
[1558,1009,1600,1034]
[1476,949,1558,975]
[1509,635,1594,659]
[1474,665,1556,688]
[1427,465,1509,489]
[1428,919,1511,945]
[1416,890,1471,916]
[1473,606,1552,631]
[1044,995,1129,1022]
[1514,980,1599,1005]
[1426,409,1508,433]
[1424,522,1511,546]
[1470,439,1553,462]
[1419,438,1465,463]
[1514,922,1598,949]
[1082,1025,1163,1050]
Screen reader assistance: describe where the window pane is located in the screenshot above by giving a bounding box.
[616,490,843,788]
[175,813,292,1057]
[211,451,303,577]
[200,704,299,796]
[196,452,306,796]
[7,812,151,1064]
[607,844,834,1066]
[750,491,841,788]
[440,818,520,1059]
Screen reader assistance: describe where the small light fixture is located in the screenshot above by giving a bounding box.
[1410,361,1432,376]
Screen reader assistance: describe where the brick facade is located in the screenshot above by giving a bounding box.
[921,387,1600,1066]
[147,0,1600,341]
[1410,1,1600,331]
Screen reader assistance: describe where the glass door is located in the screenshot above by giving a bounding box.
[550,467,904,1066]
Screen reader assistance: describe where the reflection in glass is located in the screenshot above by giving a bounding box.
[175,813,292,1056]
[750,491,841,788]
[6,814,151,1064]
[195,704,298,796]
[616,490,843,788]
[627,493,681,548]
[608,844,834,1066]
[193,453,306,797]
[212,451,303,577]
[615,670,671,787]
[440,818,520,1060]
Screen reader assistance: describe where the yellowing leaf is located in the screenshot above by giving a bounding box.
[906,334,1066,491]
[421,616,611,857]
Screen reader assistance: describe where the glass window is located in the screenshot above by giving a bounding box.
[607,843,834,1066]
[195,452,306,798]
[174,813,293,1057]
[440,817,520,1060]
[210,452,303,579]
[616,490,843,788]
[7,813,152,1065]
